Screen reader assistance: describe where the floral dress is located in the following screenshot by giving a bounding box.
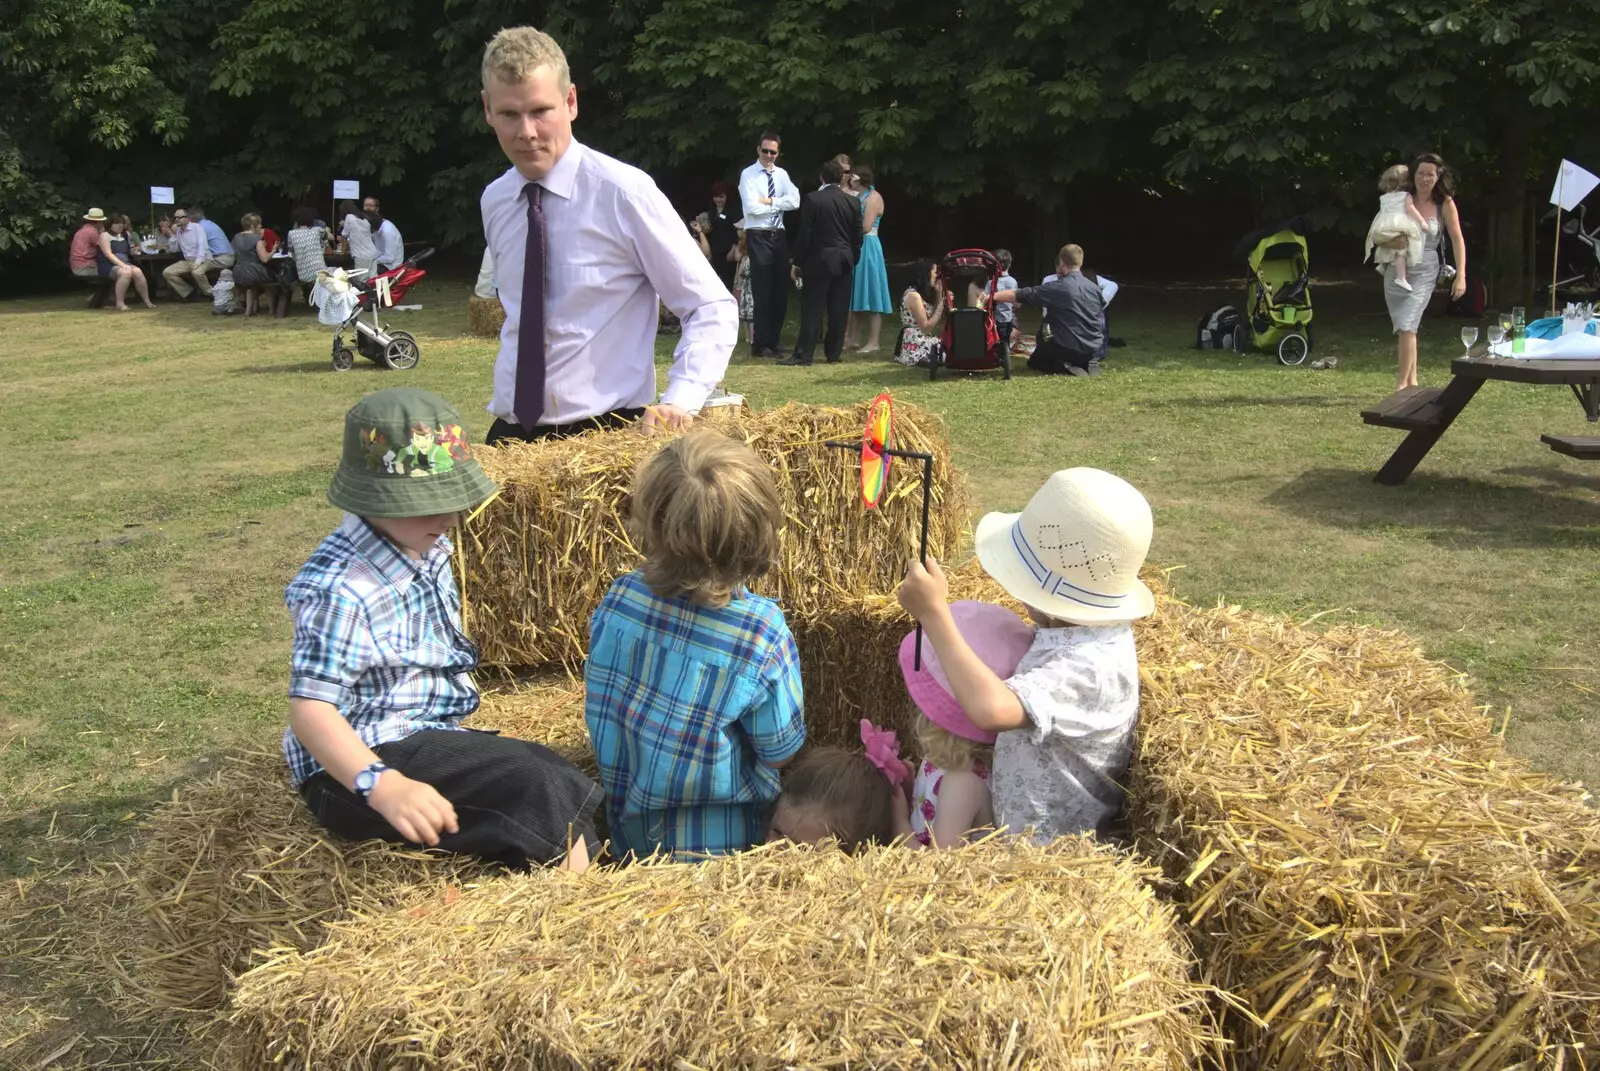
[908,758,991,847]
[896,288,943,367]
[735,255,754,323]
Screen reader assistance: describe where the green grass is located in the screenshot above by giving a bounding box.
[2,274,1596,882]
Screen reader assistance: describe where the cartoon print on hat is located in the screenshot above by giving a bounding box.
[327,388,497,518]
[973,468,1155,624]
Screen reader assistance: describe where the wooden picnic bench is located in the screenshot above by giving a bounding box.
[1363,349,1600,484]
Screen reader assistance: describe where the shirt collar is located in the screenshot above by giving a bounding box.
[337,513,452,592]
[532,139,585,201]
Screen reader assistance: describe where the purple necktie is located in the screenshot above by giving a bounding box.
[516,182,547,427]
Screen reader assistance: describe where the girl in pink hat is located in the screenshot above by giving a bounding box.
[899,602,1034,847]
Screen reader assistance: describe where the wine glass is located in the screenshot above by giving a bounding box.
[1460,326,1479,357]
[1487,324,1506,354]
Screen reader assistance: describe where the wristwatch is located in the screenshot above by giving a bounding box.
[352,762,389,802]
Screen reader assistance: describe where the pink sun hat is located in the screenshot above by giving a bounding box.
[898,601,1035,744]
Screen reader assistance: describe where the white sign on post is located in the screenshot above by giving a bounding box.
[150,186,175,205]
[332,179,361,201]
[1550,160,1600,212]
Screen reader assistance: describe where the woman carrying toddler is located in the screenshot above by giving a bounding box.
[586,430,807,860]
[898,468,1155,841]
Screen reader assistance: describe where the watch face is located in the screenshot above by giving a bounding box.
[355,768,377,793]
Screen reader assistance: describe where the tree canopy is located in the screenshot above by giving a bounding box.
[10,0,1600,299]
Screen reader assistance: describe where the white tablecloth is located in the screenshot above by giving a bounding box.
[1491,332,1600,359]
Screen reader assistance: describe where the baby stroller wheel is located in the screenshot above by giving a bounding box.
[331,346,355,372]
[382,331,420,371]
[1277,332,1310,366]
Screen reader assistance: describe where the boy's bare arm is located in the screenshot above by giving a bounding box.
[288,698,459,845]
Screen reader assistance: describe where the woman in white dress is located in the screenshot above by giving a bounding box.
[895,259,947,367]
[1380,153,1467,390]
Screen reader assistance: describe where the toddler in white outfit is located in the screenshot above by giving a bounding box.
[1365,163,1429,292]
[898,467,1155,841]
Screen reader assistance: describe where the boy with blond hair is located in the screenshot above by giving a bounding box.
[585,429,806,859]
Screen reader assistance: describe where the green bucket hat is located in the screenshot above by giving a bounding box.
[327,388,498,518]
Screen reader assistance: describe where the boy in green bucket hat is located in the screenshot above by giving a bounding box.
[283,387,599,871]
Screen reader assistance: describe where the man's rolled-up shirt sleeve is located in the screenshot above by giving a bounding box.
[618,183,737,412]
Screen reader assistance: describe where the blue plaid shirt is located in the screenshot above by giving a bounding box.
[585,570,806,859]
[282,514,478,787]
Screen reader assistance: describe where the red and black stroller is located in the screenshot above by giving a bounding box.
[932,248,1011,380]
[329,248,434,372]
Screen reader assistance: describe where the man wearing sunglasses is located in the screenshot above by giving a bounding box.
[161,208,227,301]
[739,133,800,357]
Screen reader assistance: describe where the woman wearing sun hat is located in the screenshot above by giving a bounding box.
[283,387,601,871]
[897,467,1154,842]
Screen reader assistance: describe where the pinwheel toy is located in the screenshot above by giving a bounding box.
[826,392,936,668]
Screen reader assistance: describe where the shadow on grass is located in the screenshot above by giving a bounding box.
[232,360,376,375]
[1266,467,1600,549]
[1134,393,1368,411]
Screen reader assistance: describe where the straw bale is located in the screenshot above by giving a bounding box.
[459,400,967,669]
[1129,584,1600,1070]
[466,293,505,338]
[225,838,1218,1070]
[92,680,591,1017]
[790,563,1022,749]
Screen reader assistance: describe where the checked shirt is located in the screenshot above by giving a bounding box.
[283,514,479,787]
[585,570,806,859]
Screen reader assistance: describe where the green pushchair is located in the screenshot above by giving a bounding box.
[1234,220,1314,365]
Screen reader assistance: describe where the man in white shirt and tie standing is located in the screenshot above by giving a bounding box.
[739,133,801,358]
[478,26,736,444]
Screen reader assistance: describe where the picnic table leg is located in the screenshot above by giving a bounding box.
[1374,376,1484,486]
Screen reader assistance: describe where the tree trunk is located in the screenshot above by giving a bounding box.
[1488,122,1533,307]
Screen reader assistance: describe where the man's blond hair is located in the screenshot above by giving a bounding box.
[482,26,570,91]
[629,429,781,608]
[1057,244,1084,269]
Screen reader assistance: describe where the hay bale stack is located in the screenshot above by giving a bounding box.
[460,400,967,669]
[94,682,591,1017]
[791,563,1022,748]
[1130,588,1600,1069]
[225,839,1217,1070]
[466,294,505,338]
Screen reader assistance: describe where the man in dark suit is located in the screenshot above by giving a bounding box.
[778,158,863,366]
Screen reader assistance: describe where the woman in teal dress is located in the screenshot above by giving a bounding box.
[846,165,893,353]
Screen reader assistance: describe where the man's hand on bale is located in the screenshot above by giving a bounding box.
[369,773,459,846]
[641,404,694,434]
[898,556,950,621]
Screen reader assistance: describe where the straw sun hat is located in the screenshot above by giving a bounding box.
[973,468,1154,624]
[83,207,108,222]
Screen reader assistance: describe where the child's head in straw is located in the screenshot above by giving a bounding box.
[900,602,1033,773]
[629,429,781,608]
[768,736,905,852]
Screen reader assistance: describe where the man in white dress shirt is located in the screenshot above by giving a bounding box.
[739,133,801,358]
[478,26,736,443]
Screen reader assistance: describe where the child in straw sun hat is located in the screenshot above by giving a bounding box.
[898,468,1154,842]
[586,428,807,860]
[899,602,1033,847]
[285,387,600,872]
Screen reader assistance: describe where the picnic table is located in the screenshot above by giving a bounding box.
[1361,347,1600,484]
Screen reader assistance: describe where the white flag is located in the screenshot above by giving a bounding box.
[1550,159,1600,212]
